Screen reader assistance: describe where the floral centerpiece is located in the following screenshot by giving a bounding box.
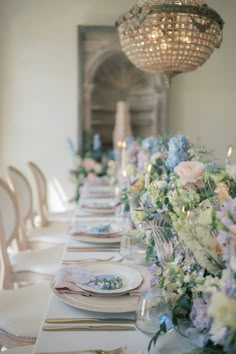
[148,158,236,354]
[68,134,110,201]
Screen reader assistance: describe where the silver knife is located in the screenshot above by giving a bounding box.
[43,324,136,331]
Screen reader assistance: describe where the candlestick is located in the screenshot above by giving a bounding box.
[121,140,127,172]
[116,140,122,169]
[144,163,152,188]
[225,145,232,166]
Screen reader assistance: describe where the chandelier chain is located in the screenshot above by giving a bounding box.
[116,4,224,32]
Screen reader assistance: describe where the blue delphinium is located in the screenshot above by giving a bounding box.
[67,137,77,157]
[166,133,190,171]
[142,136,168,154]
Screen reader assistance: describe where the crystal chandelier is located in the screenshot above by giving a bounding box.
[116,0,224,85]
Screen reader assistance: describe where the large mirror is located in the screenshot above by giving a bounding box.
[78,25,168,152]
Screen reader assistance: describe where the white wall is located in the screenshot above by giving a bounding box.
[0,0,136,202]
[169,0,236,161]
[0,0,235,203]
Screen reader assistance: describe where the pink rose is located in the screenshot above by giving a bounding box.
[174,161,205,189]
[83,158,96,172]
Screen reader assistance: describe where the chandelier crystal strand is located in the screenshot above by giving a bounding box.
[116,0,224,86]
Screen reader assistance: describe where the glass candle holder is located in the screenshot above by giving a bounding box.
[120,233,149,264]
[132,244,147,265]
[136,289,173,335]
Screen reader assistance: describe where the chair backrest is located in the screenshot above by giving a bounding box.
[0,178,27,289]
[8,166,34,227]
[0,212,12,289]
[28,161,48,226]
[0,178,21,248]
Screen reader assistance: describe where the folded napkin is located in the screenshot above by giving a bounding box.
[52,263,153,296]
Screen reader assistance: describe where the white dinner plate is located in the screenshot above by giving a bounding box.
[70,223,123,238]
[79,197,117,214]
[80,206,115,214]
[82,223,122,236]
[72,234,121,244]
[76,263,143,295]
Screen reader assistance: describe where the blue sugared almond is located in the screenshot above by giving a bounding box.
[95,275,123,290]
[89,224,112,233]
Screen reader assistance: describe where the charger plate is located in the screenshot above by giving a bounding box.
[80,200,116,214]
[51,290,139,313]
[80,207,115,214]
[72,234,121,244]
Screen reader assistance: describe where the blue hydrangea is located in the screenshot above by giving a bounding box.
[142,136,168,154]
[166,133,190,170]
[92,133,101,152]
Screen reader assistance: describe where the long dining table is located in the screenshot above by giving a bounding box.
[33,182,196,354]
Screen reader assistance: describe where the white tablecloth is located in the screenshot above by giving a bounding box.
[33,196,196,354]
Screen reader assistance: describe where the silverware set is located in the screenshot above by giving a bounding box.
[36,345,126,353]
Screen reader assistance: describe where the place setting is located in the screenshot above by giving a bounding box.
[81,185,116,198]
[50,260,154,315]
[78,198,117,214]
[69,222,123,245]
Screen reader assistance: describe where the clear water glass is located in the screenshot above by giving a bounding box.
[119,234,133,261]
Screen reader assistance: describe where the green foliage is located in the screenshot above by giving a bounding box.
[120,188,130,212]
[225,330,236,353]
[145,236,155,263]
[172,292,193,326]
[148,321,167,352]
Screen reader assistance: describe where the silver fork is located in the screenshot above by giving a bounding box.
[76,346,126,353]
[62,256,115,264]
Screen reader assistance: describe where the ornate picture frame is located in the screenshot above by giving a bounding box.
[77,25,168,153]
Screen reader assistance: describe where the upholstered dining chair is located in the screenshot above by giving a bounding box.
[0,280,50,350]
[28,161,74,227]
[8,166,68,250]
[0,180,64,289]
